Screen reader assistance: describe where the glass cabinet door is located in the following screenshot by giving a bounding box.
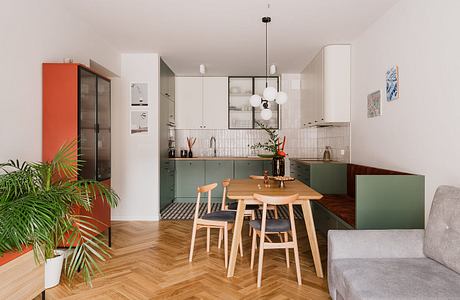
[79,69,97,180]
[228,76,279,129]
[254,77,279,129]
[228,77,253,129]
[97,77,111,180]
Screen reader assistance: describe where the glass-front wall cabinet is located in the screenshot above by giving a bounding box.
[228,76,279,129]
[78,67,111,181]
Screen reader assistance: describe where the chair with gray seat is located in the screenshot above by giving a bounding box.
[328,185,460,300]
[189,182,242,268]
[249,193,302,287]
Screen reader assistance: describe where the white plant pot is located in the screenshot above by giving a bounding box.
[44,251,65,289]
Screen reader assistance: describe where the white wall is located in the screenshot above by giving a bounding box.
[0,0,120,163]
[351,0,460,221]
[111,54,160,221]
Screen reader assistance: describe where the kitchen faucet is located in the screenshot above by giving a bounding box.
[210,136,217,157]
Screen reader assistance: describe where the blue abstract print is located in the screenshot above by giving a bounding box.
[386,66,399,101]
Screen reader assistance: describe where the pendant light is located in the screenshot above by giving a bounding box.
[249,16,288,120]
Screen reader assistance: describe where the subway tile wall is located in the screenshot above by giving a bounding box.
[175,125,350,162]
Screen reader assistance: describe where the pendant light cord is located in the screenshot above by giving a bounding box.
[265,20,268,88]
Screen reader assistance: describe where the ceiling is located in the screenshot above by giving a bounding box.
[61,0,399,76]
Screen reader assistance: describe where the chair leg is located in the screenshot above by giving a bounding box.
[249,211,255,236]
[250,230,257,269]
[257,230,265,288]
[206,227,211,253]
[189,222,197,262]
[274,206,279,219]
[218,228,223,249]
[224,224,229,268]
[239,233,244,257]
[284,232,290,268]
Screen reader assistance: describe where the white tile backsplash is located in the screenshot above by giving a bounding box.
[175,124,350,162]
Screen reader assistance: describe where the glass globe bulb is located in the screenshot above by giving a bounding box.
[249,94,262,107]
[260,108,273,120]
[263,86,277,101]
[275,91,288,105]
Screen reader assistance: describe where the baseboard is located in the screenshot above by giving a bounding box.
[112,215,160,221]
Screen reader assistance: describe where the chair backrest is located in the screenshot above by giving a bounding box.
[195,183,217,216]
[221,179,231,210]
[253,193,299,206]
[424,185,460,274]
[249,175,264,180]
[253,193,299,234]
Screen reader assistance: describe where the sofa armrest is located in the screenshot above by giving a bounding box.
[328,229,425,260]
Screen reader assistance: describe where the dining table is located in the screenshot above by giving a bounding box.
[226,178,324,278]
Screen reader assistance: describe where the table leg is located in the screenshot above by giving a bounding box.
[301,201,324,278]
[227,199,246,277]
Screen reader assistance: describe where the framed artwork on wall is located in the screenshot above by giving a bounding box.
[386,66,399,101]
[131,111,149,134]
[367,90,382,118]
[131,83,148,106]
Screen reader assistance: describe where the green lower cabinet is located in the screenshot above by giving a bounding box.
[160,160,175,211]
[263,160,273,175]
[205,161,234,198]
[310,163,347,194]
[234,160,264,178]
[175,160,205,198]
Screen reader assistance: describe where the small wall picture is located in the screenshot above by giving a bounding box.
[131,111,148,134]
[131,83,148,106]
[367,90,382,118]
[386,66,399,101]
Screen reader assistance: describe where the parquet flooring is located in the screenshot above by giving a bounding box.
[42,221,330,299]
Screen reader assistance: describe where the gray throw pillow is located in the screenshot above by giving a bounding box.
[424,185,460,274]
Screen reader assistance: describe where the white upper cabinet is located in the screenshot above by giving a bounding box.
[300,45,350,127]
[175,77,228,129]
[202,77,228,129]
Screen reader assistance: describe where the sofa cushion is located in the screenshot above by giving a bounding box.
[424,185,460,274]
[331,257,460,300]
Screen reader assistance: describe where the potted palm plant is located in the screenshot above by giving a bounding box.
[0,141,119,287]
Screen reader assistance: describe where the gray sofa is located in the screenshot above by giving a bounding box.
[328,185,460,300]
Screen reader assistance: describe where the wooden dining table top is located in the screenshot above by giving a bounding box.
[227,179,323,202]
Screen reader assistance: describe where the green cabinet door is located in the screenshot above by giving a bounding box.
[263,160,273,175]
[205,161,234,198]
[160,160,170,211]
[310,163,347,194]
[234,160,264,178]
[175,160,205,198]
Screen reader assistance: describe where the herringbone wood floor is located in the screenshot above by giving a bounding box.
[42,221,330,299]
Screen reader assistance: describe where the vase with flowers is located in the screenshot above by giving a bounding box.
[250,122,287,176]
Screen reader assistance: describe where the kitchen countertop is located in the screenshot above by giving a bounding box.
[169,156,272,161]
[290,158,346,164]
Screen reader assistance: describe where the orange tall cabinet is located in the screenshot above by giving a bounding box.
[43,63,112,246]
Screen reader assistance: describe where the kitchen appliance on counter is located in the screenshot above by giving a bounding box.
[167,125,176,158]
[323,146,332,161]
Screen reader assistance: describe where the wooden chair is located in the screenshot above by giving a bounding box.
[249,175,279,219]
[189,183,242,268]
[249,193,302,288]
[221,179,257,237]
